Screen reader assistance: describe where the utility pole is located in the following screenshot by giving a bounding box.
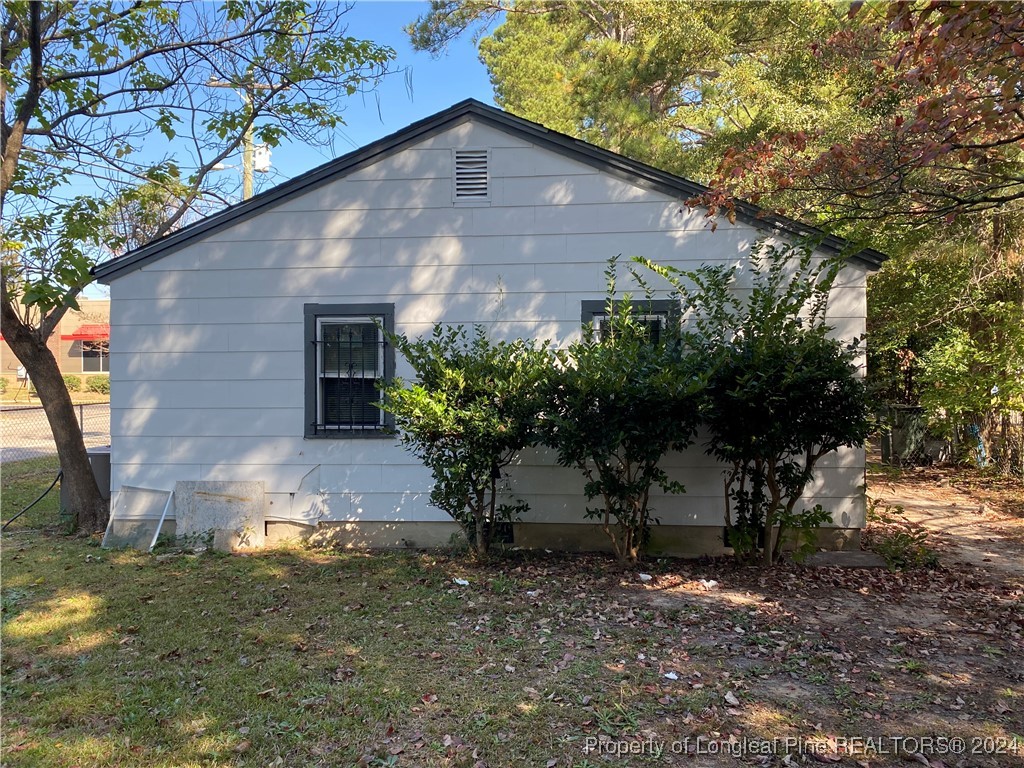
[205,78,279,200]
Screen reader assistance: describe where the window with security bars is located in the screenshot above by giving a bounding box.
[304,304,394,437]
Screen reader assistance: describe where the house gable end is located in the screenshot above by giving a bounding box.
[93,99,886,283]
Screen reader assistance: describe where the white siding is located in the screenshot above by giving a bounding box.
[108,117,867,530]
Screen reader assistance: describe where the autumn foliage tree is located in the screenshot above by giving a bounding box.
[708,2,1024,226]
[1,2,395,531]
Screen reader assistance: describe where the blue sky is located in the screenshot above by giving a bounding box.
[253,1,497,191]
[84,2,496,298]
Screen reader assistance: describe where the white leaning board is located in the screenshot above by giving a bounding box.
[101,485,173,550]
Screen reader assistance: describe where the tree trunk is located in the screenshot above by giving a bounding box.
[1,308,107,532]
[762,531,774,567]
[473,487,488,557]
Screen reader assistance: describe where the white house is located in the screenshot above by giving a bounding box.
[93,100,885,554]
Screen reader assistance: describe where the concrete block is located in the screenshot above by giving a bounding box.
[265,521,314,546]
[309,521,461,549]
[174,480,266,551]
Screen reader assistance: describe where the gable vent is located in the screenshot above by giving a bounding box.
[453,149,490,202]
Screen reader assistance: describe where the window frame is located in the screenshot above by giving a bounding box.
[81,340,110,373]
[580,299,679,343]
[304,303,395,439]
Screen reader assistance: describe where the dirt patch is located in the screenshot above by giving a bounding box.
[619,462,1024,766]
[868,463,1024,581]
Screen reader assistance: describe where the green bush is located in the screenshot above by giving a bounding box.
[541,264,702,563]
[0,378,7,395]
[638,240,871,566]
[63,374,82,392]
[85,375,110,395]
[864,503,939,570]
[382,325,551,558]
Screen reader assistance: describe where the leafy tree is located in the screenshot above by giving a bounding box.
[541,262,702,563]
[100,179,197,258]
[638,241,871,566]
[712,2,1024,227]
[1,1,395,531]
[700,2,1023,476]
[410,1,875,183]
[868,227,1024,472]
[865,211,1023,473]
[381,325,552,558]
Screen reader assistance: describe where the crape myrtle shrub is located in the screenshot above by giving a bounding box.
[386,241,870,566]
[541,260,704,563]
[636,241,871,565]
[382,325,550,558]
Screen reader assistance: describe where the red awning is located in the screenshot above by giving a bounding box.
[61,323,110,341]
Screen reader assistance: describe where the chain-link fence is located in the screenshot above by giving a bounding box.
[880,405,1024,478]
[954,410,1024,478]
[0,403,110,463]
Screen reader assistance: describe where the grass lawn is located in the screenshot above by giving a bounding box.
[1,456,64,531]
[2,462,1023,768]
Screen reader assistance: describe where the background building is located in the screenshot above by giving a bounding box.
[0,299,110,391]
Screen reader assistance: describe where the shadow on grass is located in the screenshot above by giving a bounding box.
[3,535,1023,768]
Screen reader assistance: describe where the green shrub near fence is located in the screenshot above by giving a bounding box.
[63,374,82,392]
[0,378,7,395]
[85,375,110,394]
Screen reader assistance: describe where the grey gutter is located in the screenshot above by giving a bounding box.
[93,99,886,282]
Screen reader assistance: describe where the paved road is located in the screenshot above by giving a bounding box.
[0,403,110,464]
